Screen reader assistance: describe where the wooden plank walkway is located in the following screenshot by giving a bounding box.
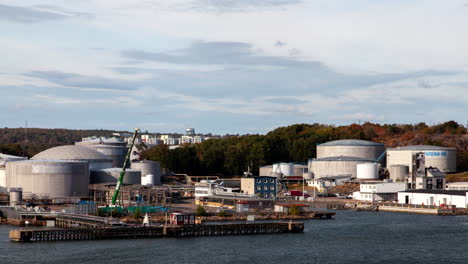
[10,222,304,242]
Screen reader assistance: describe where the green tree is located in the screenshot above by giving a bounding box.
[196,205,207,216]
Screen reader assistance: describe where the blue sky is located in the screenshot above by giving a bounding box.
[0,0,467,134]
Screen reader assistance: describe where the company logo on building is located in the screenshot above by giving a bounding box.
[424,151,447,157]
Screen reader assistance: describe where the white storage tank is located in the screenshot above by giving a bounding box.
[131,161,161,185]
[141,175,147,186]
[273,163,294,177]
[389,165,409,182]
[357,163,379,179]
[259,165,273,177]
[145,174,155,185]
[293,165,308,176]
[303,172,314,180]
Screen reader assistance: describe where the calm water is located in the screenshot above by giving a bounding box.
[0,211,467,264]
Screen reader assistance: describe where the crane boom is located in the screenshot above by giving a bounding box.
[111,128,140,205]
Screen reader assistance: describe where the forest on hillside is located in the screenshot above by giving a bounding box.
[1,122,467,176]
[141,121,468,176]
[0,128,128,157]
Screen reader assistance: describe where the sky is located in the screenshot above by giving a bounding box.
[0,0,467,134]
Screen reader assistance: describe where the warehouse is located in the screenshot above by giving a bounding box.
[6,160,89,199]
[397,190,468,208]
[317,139,385,160]
[386,145,457,173]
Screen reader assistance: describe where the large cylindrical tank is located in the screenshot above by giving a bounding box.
[259,165,273,177]
[6,160,89,199]
[303,172,314,180]
[309,156,374,179]
[293,165,308,176]
[92,168,141,184]
[389,165,409,182]
[31,145,113,171]
[357,163,379,179]
[145,174,155,185]
[280,163,294,176]
[0,167,6,194]
[9,188,22,206]
[84,145,127,168]
[317,139,385,160]
[131,161,161,185]
[272,163,294,177]
[386,145,456,173]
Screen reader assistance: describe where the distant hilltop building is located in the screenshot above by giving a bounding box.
[126,128,209,147]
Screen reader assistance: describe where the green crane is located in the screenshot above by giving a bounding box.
[111,128,140,206]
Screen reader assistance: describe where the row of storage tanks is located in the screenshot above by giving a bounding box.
[0,139,161,199]
[260,139,457,181]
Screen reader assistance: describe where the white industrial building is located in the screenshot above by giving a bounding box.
[307,175,352,192]
[353,181,406,202]
[397,190,468,208]
[386,145,457,173]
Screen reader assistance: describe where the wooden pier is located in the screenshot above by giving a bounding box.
[9,222,304,242]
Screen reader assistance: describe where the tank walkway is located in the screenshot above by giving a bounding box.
[10,222,304,242]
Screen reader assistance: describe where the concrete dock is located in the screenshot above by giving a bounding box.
[10,222,305,242]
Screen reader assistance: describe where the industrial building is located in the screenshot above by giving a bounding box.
[308,156,376,179]
[6,160,89,199]
[317,139,385,160]
[75,137,127,168]
[353,181,406,202]
[397,190,468,207]
[386,145,457,173]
